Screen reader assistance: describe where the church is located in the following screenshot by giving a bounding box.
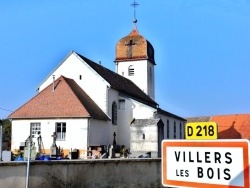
[9,19,186,158]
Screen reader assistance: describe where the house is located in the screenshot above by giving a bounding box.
[9,22,186,158]
[186,114,250,139]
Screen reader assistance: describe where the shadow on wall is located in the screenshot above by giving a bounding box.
[218,121,242,139]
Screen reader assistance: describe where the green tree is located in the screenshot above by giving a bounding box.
[1,119,11,142]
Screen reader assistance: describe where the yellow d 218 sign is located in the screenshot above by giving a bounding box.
[185,122,218,140]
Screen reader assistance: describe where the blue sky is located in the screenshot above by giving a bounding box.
[1,1,250,119]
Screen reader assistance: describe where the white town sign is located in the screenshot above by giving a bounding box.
[162,139,249,188]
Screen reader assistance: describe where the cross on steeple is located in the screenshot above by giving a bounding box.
[125,40,136,58]
[131,0,139,23]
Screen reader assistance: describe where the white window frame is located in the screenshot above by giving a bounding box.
[56,122,66,141]
[31,123,41,138]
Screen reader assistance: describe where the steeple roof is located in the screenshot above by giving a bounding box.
[115,27,155,64]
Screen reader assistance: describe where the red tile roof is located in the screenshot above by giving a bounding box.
[9,76,109,120]
[114,28,155,64]
[210,114,250,139]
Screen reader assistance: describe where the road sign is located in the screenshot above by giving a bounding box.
[185,122,218,140]
[162,139,249,188]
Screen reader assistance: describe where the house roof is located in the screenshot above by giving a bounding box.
[186,116,210,122]
[75,52,158,108]
[210,114,250,139]
[9,76,110,120]
[186,114,250,139]
[157,108,186,121]
[130,118,163,126]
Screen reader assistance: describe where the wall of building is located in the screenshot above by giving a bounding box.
[116,60,155,98]
[11,118,89,155]
[132,99,156,119]
[89,119,112,146]
[155,114,186,139]
[0,159,162,188]
[107,89,156,149]
[38,53,109,114]
[130,124,158,157]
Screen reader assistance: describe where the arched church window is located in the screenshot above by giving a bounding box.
[112,102,117,125]
[167,120,169,139]
[174,121,176,139]
[128,65,134,76]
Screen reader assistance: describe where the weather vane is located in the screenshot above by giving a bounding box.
[131,0,139,23]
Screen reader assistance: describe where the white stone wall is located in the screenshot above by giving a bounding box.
[130,125,158,153]
[116,95,133,148]
[11,118,89,153]
[88,119,111,146]
[0,159,162,188]
[132,99,156,119]
[38,52,109,115]
[116,59,155,99]
[106,88,157,148]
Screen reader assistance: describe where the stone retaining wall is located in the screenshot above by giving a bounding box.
[0,158,163,188]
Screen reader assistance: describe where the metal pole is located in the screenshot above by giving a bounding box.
[25,124,32,188]
[0,125,2,161]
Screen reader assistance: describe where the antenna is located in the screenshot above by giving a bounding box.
[131,0,139,23]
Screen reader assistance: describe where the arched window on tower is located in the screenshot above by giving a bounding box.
[128,65,134,76]
[174,121,176,139]
[112,102,117,125]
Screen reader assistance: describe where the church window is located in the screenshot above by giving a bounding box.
[79,75,82,80]
[128,65,134,76]
[119,99,125,110]
[166,120,169,139]
[112,102,117,125]
[174,121,176,139]
[56,122,66,141]
[180,123,182,139]
[31,123,41,138]
[143,133,145,140]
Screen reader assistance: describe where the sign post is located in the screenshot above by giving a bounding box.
[162,139,249,188]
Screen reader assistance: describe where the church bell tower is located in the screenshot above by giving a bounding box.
[114,3,156,99]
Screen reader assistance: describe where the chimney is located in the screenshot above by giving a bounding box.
[52,75,55,92]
